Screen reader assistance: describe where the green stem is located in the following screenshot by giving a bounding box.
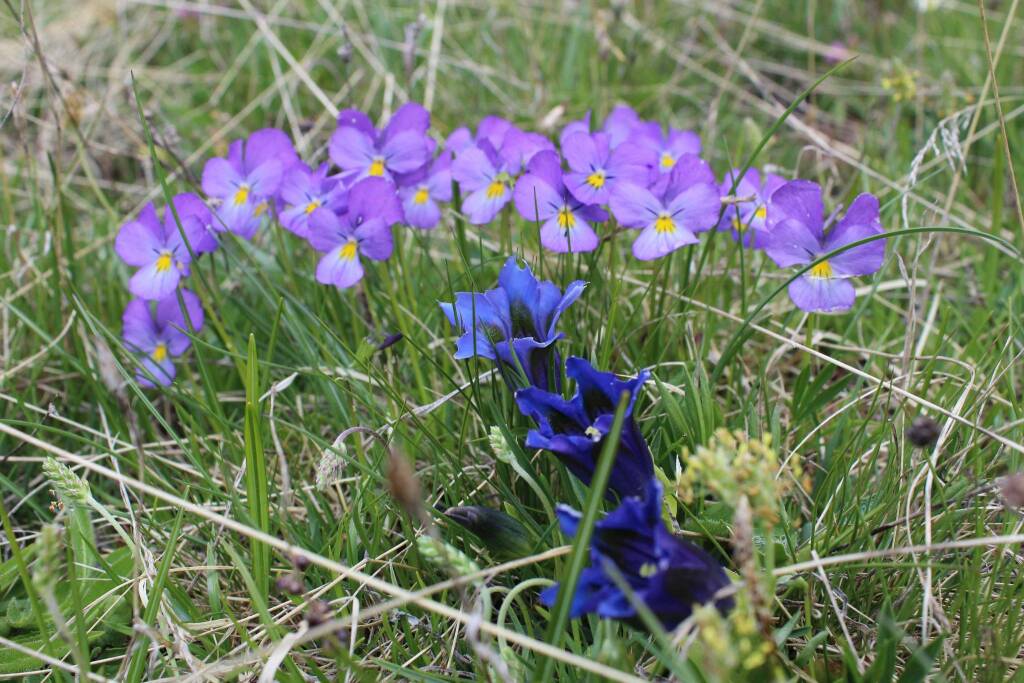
[496,578,554,651]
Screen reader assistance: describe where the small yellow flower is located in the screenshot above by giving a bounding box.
[882,66,919,103]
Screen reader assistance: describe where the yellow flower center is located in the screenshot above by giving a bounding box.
[754,205,767,220]
[155,252,173,273]
[368,158,386,177]
[152,343,168,362]
[557,207,576,230]
[413,187,430,205]
[659,152,675,169]
[809,260,833,279]
[304,200,321,214]
[233,185,250,206]
[486,180,506,199]
[654,213,675,234]
[732,216,746,232]
[586,171,606,189]
[253,201,268,217]
[339,240,358,260]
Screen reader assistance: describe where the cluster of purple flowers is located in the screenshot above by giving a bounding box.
[441,257,732,630]
[112,99,887,385]
[114,194,215,386]
[112,104,448,384]
[447,105,886,313]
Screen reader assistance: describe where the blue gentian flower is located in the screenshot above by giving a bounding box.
[541,479,733,629]
[439,257,585,391]
[515,356,654,500]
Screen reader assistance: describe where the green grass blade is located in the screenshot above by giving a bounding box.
[533,390,631,682]
[125,508,183,683]
[244,332,271,602]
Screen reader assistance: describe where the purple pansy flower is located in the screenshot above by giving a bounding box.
[558,106,643,151]
[717,167,786,248]
[201,128,298,239]
[498,127,556,172]
[329,103,431,184]
[559,111,592,149]
[610,155,721,261]
[454,116,554,170]
[122,289,204,388]
[451,141,520,225]
[439,256,585,391]
[445,127,474,155]
[602,105,643,148]
[764,180,886,313]
[398,152,453,230]
[115,196,212,301]
[167,193,219,255]
[540,479,732,629]
[629,122,701,178]
[279,162,348,239]
[476,115,514,151]
[562,131,653,205]
[513,151,608,253]
[306,178,402,289]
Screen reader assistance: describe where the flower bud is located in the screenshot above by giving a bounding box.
[999,473,1024,508]
[907,416,940,448]
[444,505,533,560]
[276,573,304,595]
[305,600,332,627]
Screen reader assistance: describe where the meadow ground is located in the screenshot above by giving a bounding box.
[2,0,1024,680]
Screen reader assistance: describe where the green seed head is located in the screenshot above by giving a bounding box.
[42,458,91,507]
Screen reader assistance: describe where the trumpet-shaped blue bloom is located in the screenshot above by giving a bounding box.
[512,151,608,253]
[122,289,204,387]
[439,256,585,391]
[541,479,732,629]
[515,356,653,500]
